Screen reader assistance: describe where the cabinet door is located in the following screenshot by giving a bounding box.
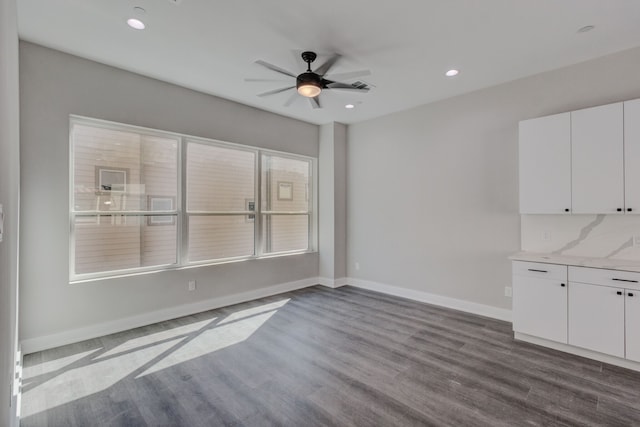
[625,290,640,362]
[513,275,567,343]
[571,103,624,214]
[519,113,571,214]
[568,282,624,357]
[624,99,640,213]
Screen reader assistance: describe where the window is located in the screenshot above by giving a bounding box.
[186,140,256,262]
[261,154,312,254]
[70,117,316,280]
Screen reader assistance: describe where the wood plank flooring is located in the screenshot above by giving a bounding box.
[21,285,640,426]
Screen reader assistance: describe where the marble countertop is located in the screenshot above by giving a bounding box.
[509,251,640,273]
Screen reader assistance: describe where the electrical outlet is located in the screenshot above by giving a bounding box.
[541,231,551,241]
[355,262,360,271]
[504,286,512,298]
[188,280,196,291]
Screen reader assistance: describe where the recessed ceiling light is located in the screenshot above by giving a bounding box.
[345,104,355,109]
[127,18,146,30]
[445,69,459,77]
[578,25,595,33]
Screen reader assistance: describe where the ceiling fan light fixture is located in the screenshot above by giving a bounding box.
[297,84,321,98]
[296,72,322,98]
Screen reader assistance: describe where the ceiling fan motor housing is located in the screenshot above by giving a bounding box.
[296,72,322,88]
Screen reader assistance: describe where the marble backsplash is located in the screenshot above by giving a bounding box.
[521,215,640,261]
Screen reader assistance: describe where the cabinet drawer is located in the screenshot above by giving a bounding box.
[569,266,640,290]
[512,261,567,281]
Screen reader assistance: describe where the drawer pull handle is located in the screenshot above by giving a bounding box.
[560,283,566,287]
[617,291,623,295]
[527,269,548,273]
[629,293,635,297]
[612,278,639,283]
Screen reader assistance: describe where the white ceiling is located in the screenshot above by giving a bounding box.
[17,0,640,125]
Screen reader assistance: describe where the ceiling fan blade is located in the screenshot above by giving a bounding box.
[326,82,370,92]
[245,78,290,82]
[325,69,371,81]
[257,86,295,97]
[314,54,341,76]
[309,96,321,109]
[255,60,297,78]
[284,92,298,107]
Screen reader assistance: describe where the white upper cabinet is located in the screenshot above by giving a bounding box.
[624,99,640,213]
[519,113,571,214]
[571,103,624,214]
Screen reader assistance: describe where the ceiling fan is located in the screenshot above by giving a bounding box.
[246,51,371,109]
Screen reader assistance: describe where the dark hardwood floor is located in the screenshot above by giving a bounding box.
[21,285,640,426]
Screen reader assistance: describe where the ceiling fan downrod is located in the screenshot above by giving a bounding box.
[301,51,317,72]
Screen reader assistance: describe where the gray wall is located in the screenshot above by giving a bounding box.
[0,0,20,424]
[19,42,319,344]
[347,46,640,310]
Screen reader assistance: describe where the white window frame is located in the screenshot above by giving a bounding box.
[260,151,315,256]
[69,115,317,282]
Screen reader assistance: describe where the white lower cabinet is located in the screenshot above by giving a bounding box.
[513,266,567,343]
[568,282,625,358]
[626,290,640,362]
[512,262,640,366]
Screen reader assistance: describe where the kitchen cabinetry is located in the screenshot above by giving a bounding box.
[571,103,624,214]
[518,113,571,214]
[568,281,624,358]
[625,289,640,362]
[512,262,567,343]
[624,99,640,213]
[518,99,640,214]
[511,260,640,368]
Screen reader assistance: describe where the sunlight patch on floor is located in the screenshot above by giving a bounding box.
[22,298,290,419]
[21,338,183,418]
[22,348,102,380]
[136,308,281,377]
[218,298,290,325]
[95,318,216,360]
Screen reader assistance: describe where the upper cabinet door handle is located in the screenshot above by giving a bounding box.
[527,269,548,273]
[617,208,623,212]
[612,278,639,283]
[565,208,570,212]
[617,291,623,295]
[628,208,633,212]
[629,293,635,297]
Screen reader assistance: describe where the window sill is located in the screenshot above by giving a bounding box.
[69,250,318,284]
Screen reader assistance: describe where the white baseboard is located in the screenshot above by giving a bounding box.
[21,277,319,354]
[21,276,512,354]
[347,278,512,322]
[318,277,348,288]
[515,332,640,372]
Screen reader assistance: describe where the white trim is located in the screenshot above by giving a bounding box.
[515,332,640,372]
[21,277,319,354]
[318,277,348,289]
[348,278,512,322]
